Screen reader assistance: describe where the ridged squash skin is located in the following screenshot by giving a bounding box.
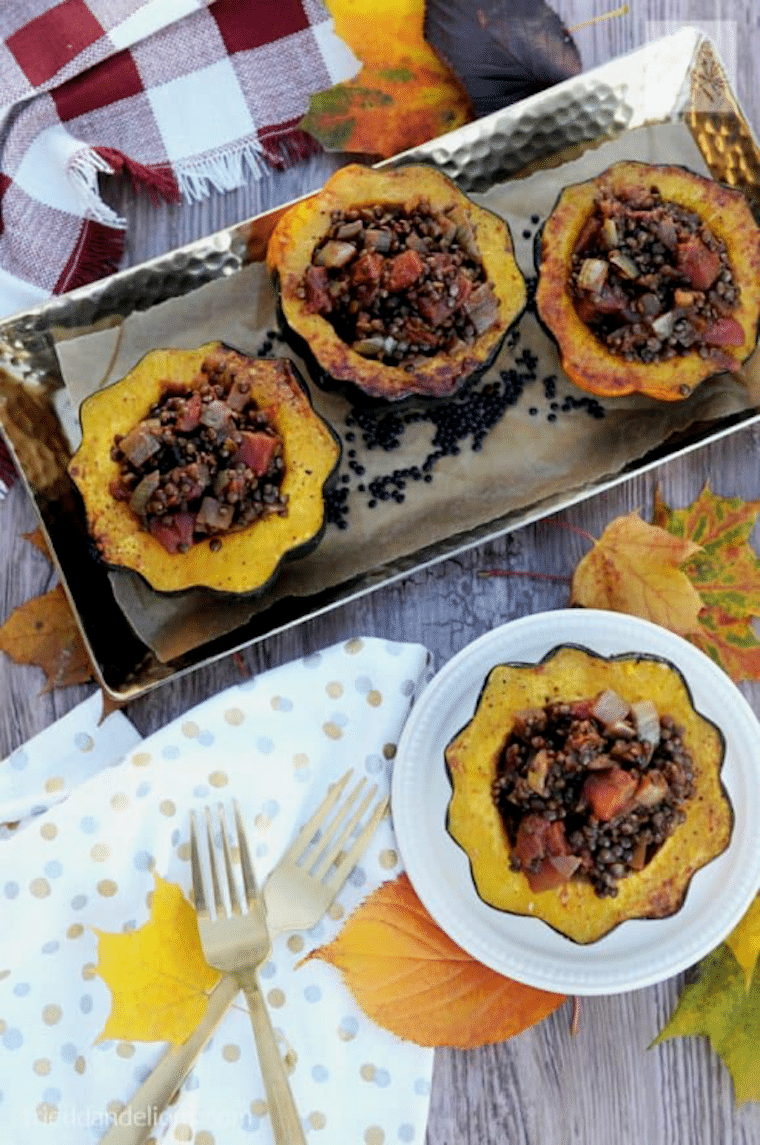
[535,161,760,401]
[68,343,341,597]
[267,163,527,403]
[444,644,733,944]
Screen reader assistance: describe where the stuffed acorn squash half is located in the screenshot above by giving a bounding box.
[535,161,760,401]
[68,343,341,597]
[444,644,732,944]
[267,163,527,403]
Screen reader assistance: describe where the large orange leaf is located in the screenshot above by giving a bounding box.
[570,511,704,635]
[0,583,93,690]
[304,873,565,1047]
[653,484,760,681]
[300,0,472,156]
[94,874,221,1046]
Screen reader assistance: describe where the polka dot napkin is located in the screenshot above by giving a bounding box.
[0,637,434,1144]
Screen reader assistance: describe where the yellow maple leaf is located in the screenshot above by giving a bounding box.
[93,874,220,1046]
[303,873,565,1048]
[570,511,704,636]
[726,895,760,989]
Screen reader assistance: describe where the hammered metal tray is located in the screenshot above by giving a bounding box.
[1,28,758,700]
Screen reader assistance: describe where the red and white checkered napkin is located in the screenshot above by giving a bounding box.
[0,0,359,491]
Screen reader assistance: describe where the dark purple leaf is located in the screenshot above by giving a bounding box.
[424,0,582,118]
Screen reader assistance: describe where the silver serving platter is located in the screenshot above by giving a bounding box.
[1,28,758,699]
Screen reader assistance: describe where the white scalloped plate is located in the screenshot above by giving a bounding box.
[391,609,760,995]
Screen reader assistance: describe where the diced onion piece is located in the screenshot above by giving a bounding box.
[352,337,386,357]
[608,251,640,279]
[631,700,661,747]
[548,853,582,880]
[577,258,609,292]
[651,310,676,338]
[314,240,356,268]
[602,218,618,248]
[591,688,630,728]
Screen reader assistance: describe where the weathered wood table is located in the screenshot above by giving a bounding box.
[2,4,759,1142]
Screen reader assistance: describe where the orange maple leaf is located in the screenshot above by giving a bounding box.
[94,874,221,1046]
[300,0,472,157]
[570,511,704,635]
[0,583,94,690]
[303,873,565,1048]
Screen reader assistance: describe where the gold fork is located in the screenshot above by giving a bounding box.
[190,801,306,1145]
[101,770,387,1145]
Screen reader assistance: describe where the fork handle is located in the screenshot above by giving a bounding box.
[236,967,307,1145]
[99,974,240,1145]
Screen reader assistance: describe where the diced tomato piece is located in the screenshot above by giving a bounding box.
[582,767,637,821]
[416,294,455,327]
[676,236,721,290]
[703,316,745,347]
[148,510,196,554]
[304,265,332,314]
[384,249,424,292]
[513,814,551,866]
[232,431,278,476]
[175,392,202,432]
[351,251,384,286]
[526,858,570,893]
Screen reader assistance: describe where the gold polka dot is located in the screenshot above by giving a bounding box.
[360,1063,377,1082]
[309,1112,327,1130]
[116,1043,135,1058]
[224,708,245,726]
[33,1058,51,1075]
[328,902,344,921]
[67,923,84,939]
[326,681,344,698]
[131,751,152,767]
[293,752,309,769]
[182,721,200,738]
[209,771,228,788]
[159,799,176,816]
[323,721,343,740]
[382,742,396,760]
[97,879,118,897]
[0,1019,5,1034]
[345,638,364,654]
[367,690,382,707]
[365,1128,385,1145]
[176,841,191,861]
[222,1044,241,1062]
[44,776,64,793]
[271,696,287,711]
[107,1100,125,1116]
[250,1100,267,1117]
[74,1056,86,1074]
[267,988,285,1008]
[111,793,130,811]
[287,935,304,953]
[82,962,96,980]
[30,878,51,898]
[91,843,110,862]
[40,822,57,840]
[42,1004,62,1025]
[36,1102,58,1123]
[379,849,398,869]
[173,1125,193,1142]
[0,970,8,980]
[254,813,271,830]
[195,1132,215,1145]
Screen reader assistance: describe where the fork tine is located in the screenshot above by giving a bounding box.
[233,799,259,911]
[312,781,377,879]
[325,794,389,890]
[307,775,367,872]
[204,807,225,917]
[218,805,242,916]
[280,768,353,864]
[188,811,208,917]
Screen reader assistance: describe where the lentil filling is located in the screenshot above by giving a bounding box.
[570,184,742,364]
[301,200,499,367]
[108,349,288,555]
[491,690,695,898]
